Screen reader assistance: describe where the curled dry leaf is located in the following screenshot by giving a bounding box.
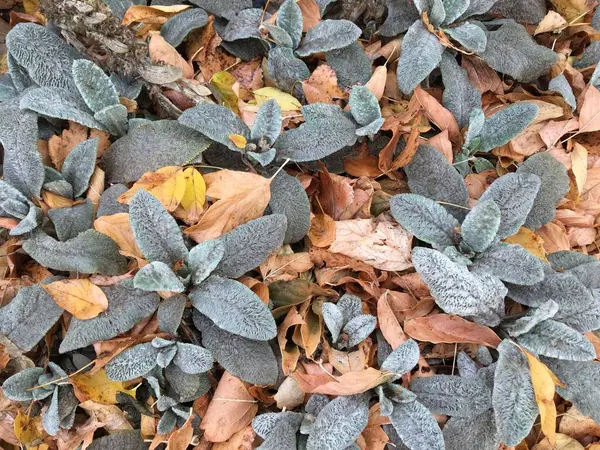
[297,0,320,31]
[504,227,548,261]
[413,86,460,140]
[294,365,394,395]
[122,4,190,26]
[404,314,502,347]
[308,213,336,247]
[94,213,144,259]
[167,412,194,450]
[42,278,109,320]
[149,33,193,80]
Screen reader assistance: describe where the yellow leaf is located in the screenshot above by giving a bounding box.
[122,4,190,26]
[253,87,302,111]
[211,71,240,114]
[41,191,74,209]
[504,227,548,262]
[42,279,109,320]
[572,143,588,195]
[550,0,595,22]
[71,369,136,405]
[534,11,568,35]
[229,134,247,149]
[14,411,41,445]
[532,433,584,450]
[94,213,144,258]
[523,348,564,446]
[175,167,206,224]
[150,168,187,211]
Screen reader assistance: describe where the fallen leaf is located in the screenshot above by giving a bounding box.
[329,217,413,271]
[298,299,322,358]
[302,64,347,104]
[86,167,105,214]
[260,251,314,281]
[94,213,144,259]
[211,71,240,114]
[212,426,255,450]
[149,167,188,211]
[48,121,90,170]
[273,376,305,410]
[200,372,258,443]
[504,227,548,261]
[42,191,74,209]
[535,10,568,34]
[558,407,600,439]
[185,170,272,242]
[366,66,387,101]
[308,214,336,247]
[167,412,193,450]
[537,221,571,253]
[413,86,460,140]
[328,346,368,374]
[254,87,302,111]
[229,134,247,149]
[550,0,595,22]
[579,85,600,133]
[294,366,394,395]
[42,278,109,320]
[122,4,189,26]
[71,369,136,405]
[149,33,193,79]
[13,410,41,445]
[532,433,584,450]
[572,142,588,195]
[377,291,407,349]
[278,306,304,375]
[297,0,320,31]
[174,167,207,224]
[404,314,501,347]
[79,401,133,432]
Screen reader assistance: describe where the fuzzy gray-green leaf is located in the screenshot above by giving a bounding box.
[388,400,444,450]
[251,99,282,144]
[461,200,500,252]
[381,338,419,375]
[94,103,128,136]
[87,430,147,450]
[471,243,546,285]
[442,0,470,25]
[269,173,310,244]
[445,22,487,53]
[2,367,44,401]
[380,0,420,36]
[479,103,539,153]
[343,314,377,347]
[439,52,482,129]
[325,42,372,88]
[267,46,310,93]
[134,261,185,293]
[105,342,160,381]
[48,200,94,241]
[188,239,225,285]
[548,73,576,110]
[72,59,119,113]
[296,19,361,57]
[61,138,98,198]
[349,86,381,127]
[161,8,209,47]
[443,409,500,450]
[173,342,213,374]
[157,294,187,335]
[277,0,303,49]
[517,320,596,361]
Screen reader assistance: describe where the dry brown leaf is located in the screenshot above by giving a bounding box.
[78,401,133,432]
[149,33,193,79]
[329,217,413,271]
[294,366,394,395]
[42,278,108,320]
[278,306,304,375]
[318,169,355,220]
[200,372,258,443]
[297,0,320,31]
[572,142,589,195]
[550,0,595,22]
[298,299,322,358]
[328,347,368,374]
[535,10,568,34]
[122,4,189,26]
[377,291,407,349]
[86,167,105,214]
[579,85,600,133]
[42,191,75,209]
[185,170,272,242]
[366,66,387,101]
[94,213,144,259]
[413,86,460,140]
[558,407,600,439]
[47,122,93,170]
[308,214,336,247]
[71,369,136,405]
[166,413,193,450]
[273,376,305,410]
[532,433,584,450]
[404,314,501,347]
[428,130,453,163]
[260,251,314,281]
[302,64,347,104]
[212,426,255,450]
[539,118,579,149]
[537,221,571,253]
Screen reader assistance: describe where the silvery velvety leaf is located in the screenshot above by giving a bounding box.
[157,409,177,435]
[189,0,251,19]
[161,8,209,47]
[277,103,358,162]
[252,99,282,144]
[356,118,385,136]
[157,294,187,335]
[102,120,211,183]
[390,193,460,247]
[465,108,485,149]
[43,385,77,435]
[349,86,381,127]
[178,103,250,152]
[306,394,369,450]
[95,103,129,136]
[481,20,557,82]
[253,411,303,439]
[548,250,597,271]
[61,138,98,198]
[87,430,147,450]
[478,172,541,239]
[97,184,129,217]
[439,52,482,129]
[461,200,501,252]
[388,400,444,450]
[106,342,160,381]
[0,98,44,199]
[20,87,106,131]
[48,200,94,241]
[0,73,18,101]
[548,73,576,110]
[381,339,419,375]
[443,409,500,450]
[267,47,310,93]
[517,153,570,231]
[213,214,287,278]
[10,203,43,236]
[343,314,377,347]
[2,367,44,401]
[110,73,142,99]
[221,8,266,41]
[6,23,78,92]
[59,283,160,353]
[277,0,303,49]
[269,173,310,244]
[380,0,420,36]
[173,342,213,374]
[325,42,372,88]
[190,276,276,340]
[188,239,225,285]
[134,261,185,292]
[574,41,600,69]
[445,22,487,53]
[442,0,470,25]
[492,340,538,446]
[490,0,546,24]
[129,190,189,266]
[404,145,469,220]
[322,302,345,343]
[414,0,446,25]
[396,21,444,94]
[517,320,596,361]
[456,351,479,378]
[502,300,559,337]
[221,38,269,61]
[296,19,361,57]
[471,243,546,285]
[256,417,301,449]
[72,59,119,113]
[543,358,600,423]
[565,260,600,291]
[7,54,33,92]
[166,365,211,402]
[411,375,492,417]
[194,311,278,385]
[412,247,506,326]
[0,283,63,351]
[264,23,294,48]
[23,230,127,275]
[479,103,539,152]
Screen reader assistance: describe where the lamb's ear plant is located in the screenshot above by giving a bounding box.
[2,362,79,435]
[322,294,377,348]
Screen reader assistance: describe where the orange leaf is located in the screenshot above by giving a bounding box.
[404,314,501,347]
[294,366,394,395]
[278,307,305,375]
[42,191,74,208]
[200,372,258,443]
[86,167,105,214]
[149,34,193,79]
[504,227,548,262]
[308,213,336,247]
[229,134,247,149]
[297,0,320,31]
[94,213,144,259]
[42,278,108,320]
[122,4,189,25]
[413,86,460,140]
[377,291,407,348]
[579,85,600,133]
[365,66,387,101]
[167,412,194,450]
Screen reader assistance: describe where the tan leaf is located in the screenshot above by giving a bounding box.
[302,64,347,104]
[200,372,258,443]
[273,377,305,410]
[365,66,387,101]
[558,407,600,439]
[185,171,272,242]
[48,121,89,170]
[535,10,568,34]
[413,86,460,140]
[212,426,255,450]
[579,85,600,133]
[122,4,190,25]
[260,251,314,281]
[404,314,501,347]
[572,142,588,195]
[308,213,336,247]
[329,218,413,271]
[504,227,548,261]
[278,307,305,375]
[149,33,193,79]
[42,279,109,320]
[86,167,105,214]
[94,213,144,258]
[377,291,407,349]
[531,433,584,450]
[166,413,193,450]
[41,191,74,209]
[550,0,595,22]
[537,221,571,253]
[328,347,368,374]
[297,0,320,31]
[299,299,322,358]
[71,369,136,405]
[79,401,133,432]
[294,366,394,395]
[148,167,188,212]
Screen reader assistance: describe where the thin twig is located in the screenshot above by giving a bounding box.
[27,360,95,391]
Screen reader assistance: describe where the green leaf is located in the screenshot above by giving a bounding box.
[48,200,95,241]
[23,230,128,275]
[129,190,189,266]
[269,173,310,244]
[471,243,546,286]
[134,261,185,292]
[380,0,420,36]
[296,19,361,57]
[461,200,500,252]
[190,276,276,340]
[188,239,225,286]
[61,138,98,198]
[349,86,382,127]
[445,22,487,53]
[439,52,482,129]
[479,103,539,152]
[388,400,444,450]
[267,46,310,93]
[72,60,120,113]
[396,21,444,94]
[517,320,596,361]
[94,103,129,137]
[326,42,372,88]
[105,342,159,381]
[251,99,282,144]
[277,0,303,49]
